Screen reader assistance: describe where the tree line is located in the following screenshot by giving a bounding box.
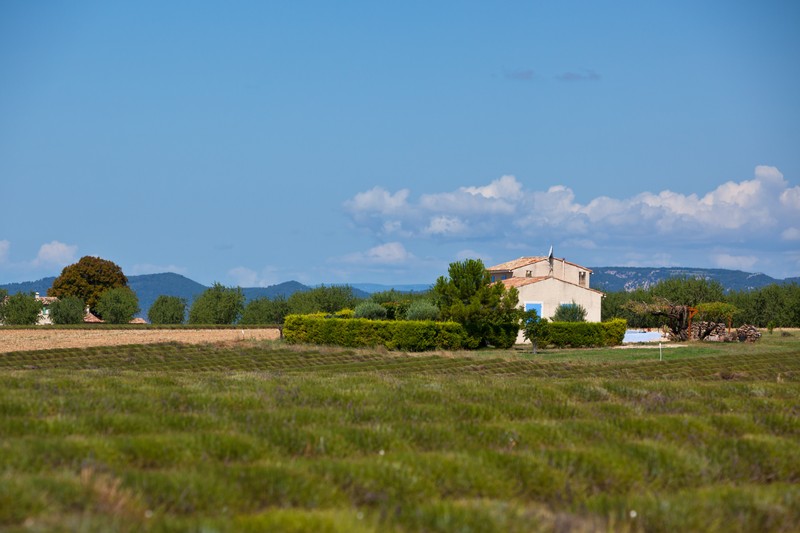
[602,276,800,329]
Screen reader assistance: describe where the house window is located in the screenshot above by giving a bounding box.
[524,302,543,318]
[579,271,587,287]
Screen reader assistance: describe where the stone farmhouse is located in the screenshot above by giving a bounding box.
[487,252,604,342]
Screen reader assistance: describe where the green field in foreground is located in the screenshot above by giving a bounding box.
[1,333,799,532]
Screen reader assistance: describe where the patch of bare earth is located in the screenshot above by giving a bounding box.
[0,328,281,354]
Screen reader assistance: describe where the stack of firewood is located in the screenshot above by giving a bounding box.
[736,325,762,343]
[688,322,761,342]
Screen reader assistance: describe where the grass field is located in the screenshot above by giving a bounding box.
[1,332,799,532]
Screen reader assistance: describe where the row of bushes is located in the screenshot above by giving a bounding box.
[543,319,628,348]
[283,315,468,351]
[284,315,628,351]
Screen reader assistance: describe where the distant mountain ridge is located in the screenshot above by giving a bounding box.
[589,267,798,292]
[3,268,797,317]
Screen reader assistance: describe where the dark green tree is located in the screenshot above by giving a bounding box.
[48,256,128,314]
[0,292,42,325]
[240,296,290,325]
[96,287,140,324]
[49,296,86,324]
[188,283,245,324]
[552,301,587,322]
[147,295,186,325]
[287,285,360,315]
[521,308,549,354]
[650,277,725,307]
[433,259,520,348]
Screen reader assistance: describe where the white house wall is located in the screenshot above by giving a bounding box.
[517,278,601,322]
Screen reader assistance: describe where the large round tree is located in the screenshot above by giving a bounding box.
[48,256,128,314]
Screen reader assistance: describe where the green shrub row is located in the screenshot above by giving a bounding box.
[544,319,627,348]
[283,315,468,351]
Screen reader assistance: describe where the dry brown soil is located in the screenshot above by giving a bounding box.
[0,328,281,354]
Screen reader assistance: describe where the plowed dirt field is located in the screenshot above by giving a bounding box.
[0,328,281,353]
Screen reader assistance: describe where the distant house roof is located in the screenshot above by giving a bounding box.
[487,256,593,273]
[84,311,104,323]
[129,318,147,324]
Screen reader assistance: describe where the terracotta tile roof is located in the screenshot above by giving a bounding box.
[499,276,549,288]
[487,257,547,271]
[84,311,104,323]
[499,276,605,294]
[129,318,147,324]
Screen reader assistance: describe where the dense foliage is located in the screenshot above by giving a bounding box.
[147,295,186,325]
[404,300,440,321]
[49,296,85,325]
[545,319,628,348]
[283,314,467,351]
[521,308,548,353]
[48,256,128,314]
[188,283,245,324]
[95,287,140,324]
[287,285,360,315]
[603,277,800,328]
[0,292,42,325]
[239,296,290,325]
[433,259,521,348]
[551,301,587,322]
[354,301,387,320]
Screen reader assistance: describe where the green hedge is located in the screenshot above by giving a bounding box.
[545,319,627,348]
[283,315,468,351]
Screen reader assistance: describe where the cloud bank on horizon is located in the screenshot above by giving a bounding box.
[2,166,799,286]
[343,165,800,279]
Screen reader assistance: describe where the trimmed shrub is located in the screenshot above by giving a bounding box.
[354,301,387,320]
[545,319,627,348]
[283,315,467,351]
[404,300,440,321]
[49,296,85,325]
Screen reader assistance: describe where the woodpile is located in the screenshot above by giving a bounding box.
[689,322,761,342]
[736,325,762,343]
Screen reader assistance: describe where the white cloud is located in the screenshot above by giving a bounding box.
[33,241,77,267]
[228,266,280,287]
[780,186,800,209]
[344,187,409,214]
[343,166,800,275]
[781,228,800,241]
[462,175,522,199]
[712,254,759,271]
[0,240,9,263]
[342,242,414,265]
[425,215,467,236]
[129,263,188,275]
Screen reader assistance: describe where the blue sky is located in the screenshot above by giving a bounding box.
[2,1,799,287]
